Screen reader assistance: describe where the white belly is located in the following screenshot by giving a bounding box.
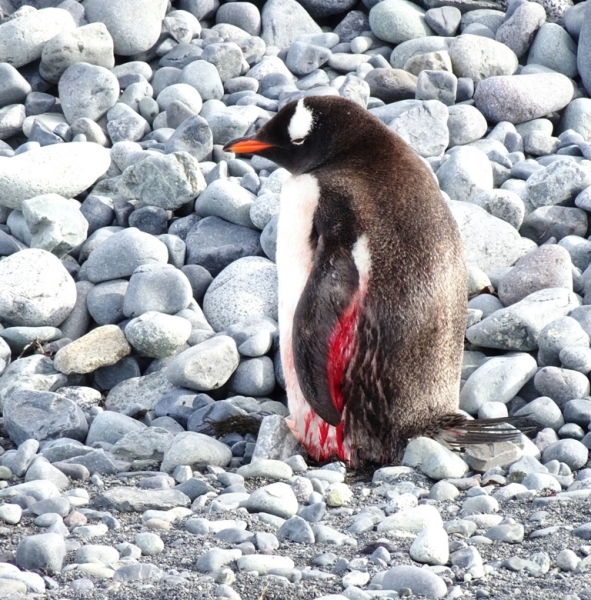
[277,174,349,459]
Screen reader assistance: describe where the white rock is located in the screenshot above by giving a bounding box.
[409,525,449,565]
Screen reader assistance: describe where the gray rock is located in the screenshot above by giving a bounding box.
[437,147,492,201]
[0,143,111,209]
[203,257,278,332]
[180,60,224,101]
[560,346,591,374]
[134,532,164,556]
[474,73,574,124]
[160,431,233,472]
[484,523,524,543]
[277,515,315,543]
[449,34,518,82]
[164,115,213,162]
[415,69,456,106]
[157,83,203,115]
[580,0,591,95]
[3,389,87,446]
[112,563,164,582]
[425,6,461,36]
[535,365,591,409]
[59,62,119,124]
[96,486,190,512]
[498,245,573,305]
[87,280,128,325]
[563,398,591,427]
[260,0,321,50]
[122,264,193,318]
[379,565,447,598]
[369,0,432,44]
[0,326,61,354]
[16,533,66,575]
[515,396,564,430]
[187,399,246,434]
[465,288,580,351]
[447,104,488,147]
[495,1,546,58]
[527,158,591,208]
[402,437,469,479]
[542,438,589,469]
[459,353,537,414]
[472,189,524,230]
[0,63,32,108]
[521,206,589,244]
[107,102,150,144]
[84,0,168,56]
[40,22,115,84]
[216,2,261,35]
[364,68,417,103]
[0,248,76,327]
[0,7,76,68]
[245,482,298,518]
[389,100,449,158]
[560,98,591,141]
[196,547,242,573]
[201,42,243,83]
[228,357,276,396]
[0,103,25,140]
[528,23,578,78]
[166,335,239,391]
[22,194,88,258]
[538,317,589,367]
[125,312,191,359]
[251,414,302,462]
[195,178,256,228]
[286,42,331,77]
[86,410,146,446]
[84,228,169,283]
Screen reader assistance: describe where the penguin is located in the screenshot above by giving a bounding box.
[224,96,521,466]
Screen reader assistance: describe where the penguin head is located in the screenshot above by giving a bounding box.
[224,96,360,174]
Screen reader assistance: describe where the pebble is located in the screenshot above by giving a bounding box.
[15,532,67,574]
[378,565,447,598]
[369,0,432,44]
[160,431,233,472]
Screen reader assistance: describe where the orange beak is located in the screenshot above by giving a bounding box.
[223,137,274,154]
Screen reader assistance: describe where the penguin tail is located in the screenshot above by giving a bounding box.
[424,413,538,449]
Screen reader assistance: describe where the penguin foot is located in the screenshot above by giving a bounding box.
[285,417,304,444]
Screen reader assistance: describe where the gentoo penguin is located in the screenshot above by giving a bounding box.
[224,96,519,466]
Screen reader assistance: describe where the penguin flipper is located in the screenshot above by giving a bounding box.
[292,242,361,428]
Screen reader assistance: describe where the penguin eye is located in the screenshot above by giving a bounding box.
[292,138,305,145]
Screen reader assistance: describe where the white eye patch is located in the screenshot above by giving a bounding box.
[288,99,314,145]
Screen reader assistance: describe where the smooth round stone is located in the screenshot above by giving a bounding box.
[495,1,546,58]
[369,0,432,44]
[237,459,293,480]
[84,0,168,56]
[364,68,417,103]
[16,532,66,574]
[437,147,492,202]
[216,2,261,35]
[0,248,75,327]
[260,0,321,50]
[122,264,193,318]
[87,280,128,325]
[538,317,589,367]
[0,103,25,140]
[447,104,487,147]
[228,357,275,396]
[474,73,574,124]
[528,23,578,78]
[0,326,61,354]
[245,482,298,518]
[59,62,119,124]
[465,288,579,351]
[0,7,76,68]
[560,346,591,374]
[40,22,115,84]
[497,245,573,306]
[185,216,262,276]
[125,312,191,358]
[525,159,591,209]
[286,42,331,77]
[535,366,591,407]
[0,503,22,525]
[195,178,257,228]
[134,532,164,556]
[0,63,32,107]
[379,565,446,598]
[449,34,517,82]
[54,325,130,375]
[521,206,589,244]
[556,549,579,571]
[203,257,278,332]
[325,482,353,507]
[277,515,315,543]
[0,142,110,210]
[542,438,589,469]
[179,60,224,102]
[409,526,449,566]
[471,189,524,230]
[86,410,146,446]
[377,504,443,536]
[460,353,537,414]
[402,437,468,479]
[484,522,524,543]
[560,98,591,141]
[84,228,168,283]
[161,431,232,472]
[166,335,239,391]
[515,396,564,430]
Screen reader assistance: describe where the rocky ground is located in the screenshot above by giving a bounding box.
[1,0,591,598]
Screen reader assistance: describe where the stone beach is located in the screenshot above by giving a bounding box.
[3,0,591,598]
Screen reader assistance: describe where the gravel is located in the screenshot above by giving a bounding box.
[1,1,591,599]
